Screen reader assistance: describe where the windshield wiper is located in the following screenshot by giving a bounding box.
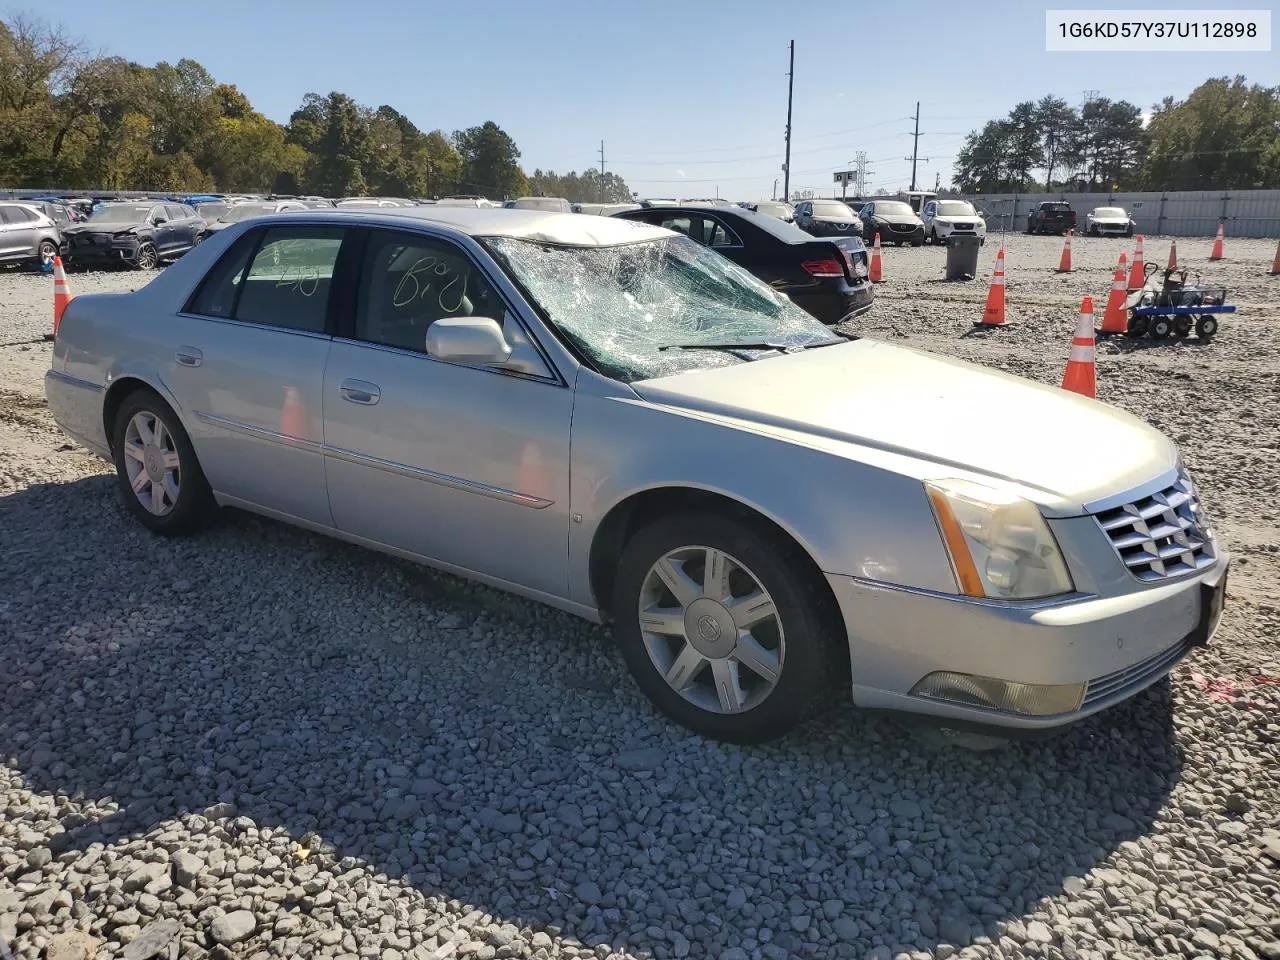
[658,340,800,354]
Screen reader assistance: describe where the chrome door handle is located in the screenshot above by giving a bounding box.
[340,379,380,405]
[175,347,202,367]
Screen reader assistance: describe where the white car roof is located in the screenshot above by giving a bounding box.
[354,206,672,247]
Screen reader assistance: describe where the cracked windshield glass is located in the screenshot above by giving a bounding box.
[485,234,839,382]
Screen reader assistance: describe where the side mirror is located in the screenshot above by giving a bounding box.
[152,216,167,225]
[425,316,512,366]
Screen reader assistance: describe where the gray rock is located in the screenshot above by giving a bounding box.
[123,863,169,894]
[727,888,747,911]
[822,900,844,920]
[210,910,257,945]
[493,813,523,834]
[890,798,922,819]
[44,931,97,960]
[172,852,202,889]
[833,917,860,941]
[26,847,52,869]
[575,881,602,905]
[1225,793,1251,814]
[122,919,181,960]
[939,916,971,947]
[1101,813,1135,832]
[1026,921,1052,944]
[1191,929,1220,952]
[615,747,666,771]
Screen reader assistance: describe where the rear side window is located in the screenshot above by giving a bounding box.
[237,228,345,332]
[186,234,257,318]
[1,206,36,223]
[185,226,345,333]
[165,205,187,221]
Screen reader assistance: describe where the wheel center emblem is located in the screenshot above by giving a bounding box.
[696,615,721,643]
[144,447,163,482]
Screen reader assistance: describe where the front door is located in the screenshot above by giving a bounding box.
[322,228,574,596]
[162,224,350,525]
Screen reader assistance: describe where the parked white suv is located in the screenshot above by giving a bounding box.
[1086,207,1136,237]
[921,199,987,246]
[0,202,62,267]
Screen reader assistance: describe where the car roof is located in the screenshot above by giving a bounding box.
[248,206,673,247]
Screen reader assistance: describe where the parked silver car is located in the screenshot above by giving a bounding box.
[43,207,1228,743]
[0,201,62,267]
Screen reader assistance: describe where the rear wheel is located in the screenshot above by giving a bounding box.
[1195,315,1219,338]
[111,389,215,535]
[612,511,842,744]
[38,240,57,266]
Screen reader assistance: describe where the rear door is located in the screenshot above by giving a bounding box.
[163,224,349,524]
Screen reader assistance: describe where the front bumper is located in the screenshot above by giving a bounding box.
[934,222,987,241]
[826,553,1228,730]
[874,223,924,244]
[1091,223,1132,234]
[66,236,141,264]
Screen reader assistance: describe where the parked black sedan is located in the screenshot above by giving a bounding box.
[794,198,864,238]
[613,204,873,324]
[63,201,204,270]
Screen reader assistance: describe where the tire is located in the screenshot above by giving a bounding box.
[910,235,924,247]
[1125,227,1134,237]
[38,240,57,266]
[1150,316,1173,340]
[611,510,843,744]
[135,242,158,270]
[1173,316,1192,338]
[1195,315,1218,338]
[1126,313,1149,338]
[111,389,215,536]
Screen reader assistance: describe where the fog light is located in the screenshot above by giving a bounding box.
[910,671,1085,716]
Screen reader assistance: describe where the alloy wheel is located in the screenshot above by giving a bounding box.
[637,545,784,714]
[122,411,181,516]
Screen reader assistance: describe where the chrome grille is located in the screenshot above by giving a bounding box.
[1093,472,1215,581]
[1082,638,1191,708]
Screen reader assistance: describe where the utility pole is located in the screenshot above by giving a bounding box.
[908,101,921,191]
[783,40,794,202]
[598,140,605,202]
[934,170,941,192]
[854,151,869,198]
[772,178,778,200]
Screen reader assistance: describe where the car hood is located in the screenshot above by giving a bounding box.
[64,222,144,235]
[631,339,1175,515]
[811,217,859,227]
[871,214,923,226]
[1090,215,1131,223]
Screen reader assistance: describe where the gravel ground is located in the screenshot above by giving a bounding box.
[2,235,1279,960]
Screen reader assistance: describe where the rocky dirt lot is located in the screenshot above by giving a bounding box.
[1,234,1278,960]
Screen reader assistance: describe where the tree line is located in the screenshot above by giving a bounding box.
[954,77,1280,194]
[0,15,634,201]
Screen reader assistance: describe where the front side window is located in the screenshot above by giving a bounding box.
[484,234,838,384]
[704,218,740,247]
[355,231,507,353]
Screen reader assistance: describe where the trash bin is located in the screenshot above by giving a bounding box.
[945,235,982,281]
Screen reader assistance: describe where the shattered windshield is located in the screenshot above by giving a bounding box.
[484,235,839,383]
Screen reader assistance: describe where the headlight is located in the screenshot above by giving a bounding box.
[934,219,952,227]
[925,479,1074,600]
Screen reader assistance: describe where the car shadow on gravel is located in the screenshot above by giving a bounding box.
[1,476,1182,959]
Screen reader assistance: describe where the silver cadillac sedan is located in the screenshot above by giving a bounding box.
[44,207,1228,743]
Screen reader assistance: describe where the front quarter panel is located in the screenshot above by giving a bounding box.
[568,370,958,609]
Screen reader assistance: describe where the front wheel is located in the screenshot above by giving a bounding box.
[1126,312,1150,338]
[111,389,215,535]
[135,242,158,270]
[612,512,842,744]
[1150,316,1173,340]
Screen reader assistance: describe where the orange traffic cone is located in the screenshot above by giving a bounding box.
[1056,230,1072,273]
[869,232,883,283]
[1128,234,1145,289]
[1099,255,1129,335]
[1062,297,1097,398]
[976,248,1007,326]
[1209,222,1224,260]
[45,255,74,341]
[1270,239,1280,275]
[280,386,306,441]
[1167,239,1178,270]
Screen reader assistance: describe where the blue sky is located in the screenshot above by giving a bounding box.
[27,0,1280,200]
